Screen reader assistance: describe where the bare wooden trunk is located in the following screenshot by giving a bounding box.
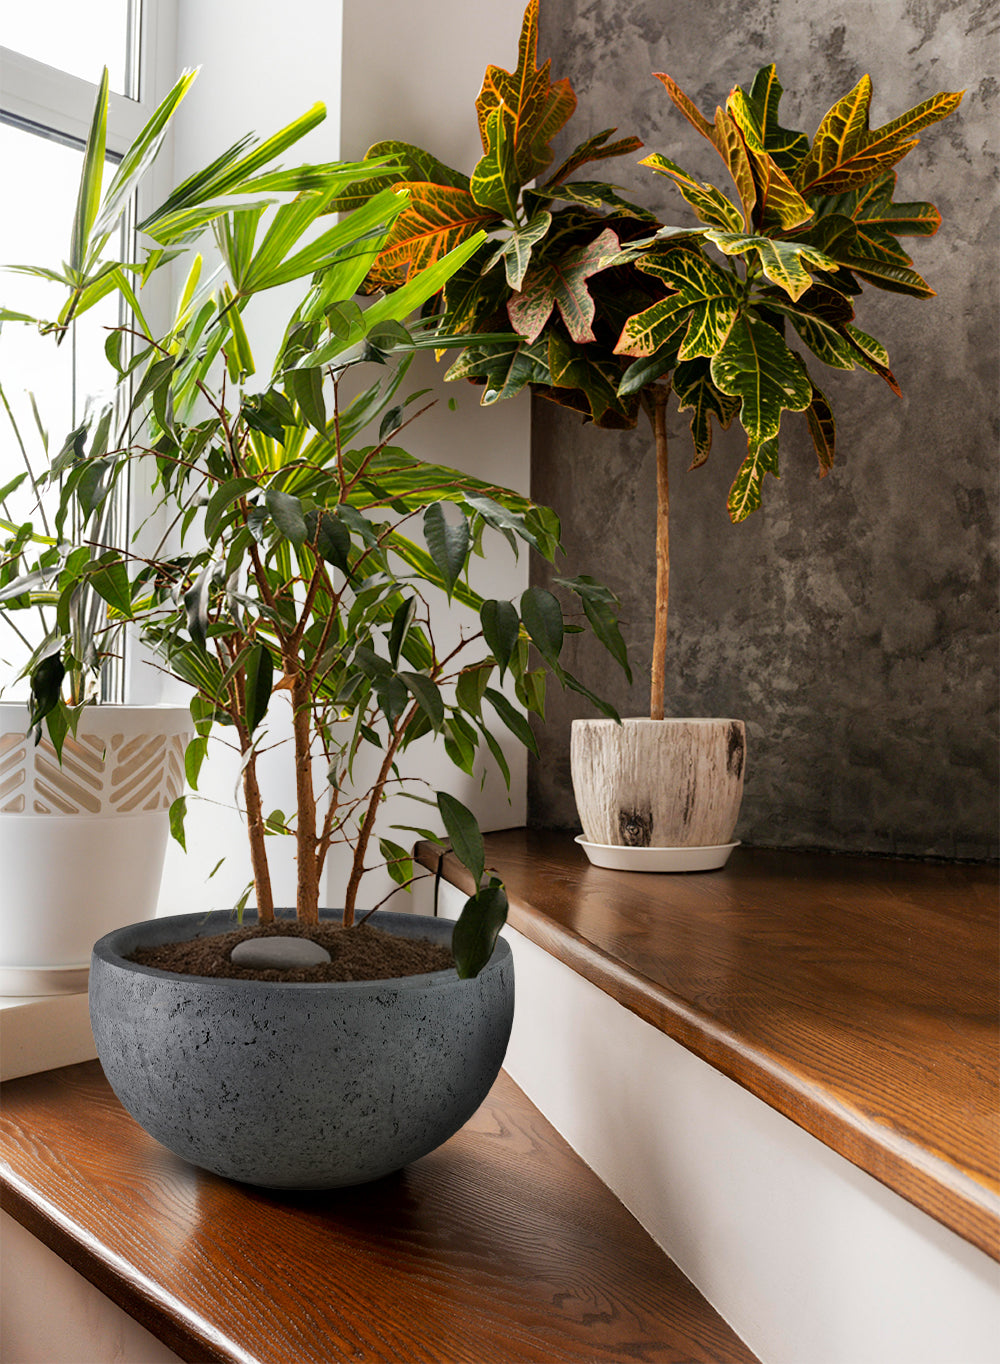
[570,718,746,849]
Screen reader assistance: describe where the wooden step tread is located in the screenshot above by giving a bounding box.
[416,830,1000,1261]
[0,1060,757,1364]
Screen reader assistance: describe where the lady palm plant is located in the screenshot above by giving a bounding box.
[2,68,626,975]
[335,0,961,718]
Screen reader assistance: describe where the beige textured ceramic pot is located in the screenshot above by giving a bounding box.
[570,718,746,851]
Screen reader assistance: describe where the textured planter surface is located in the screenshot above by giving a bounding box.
[571,717,746,848]
[0,704,191,994]
[90,910,514,1189]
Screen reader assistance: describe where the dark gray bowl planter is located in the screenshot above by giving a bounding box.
[89,909,514,1189]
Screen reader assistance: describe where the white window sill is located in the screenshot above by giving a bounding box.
[0,992,96,1081]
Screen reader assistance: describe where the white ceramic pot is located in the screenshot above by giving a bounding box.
[571,717,746,871]
[0,703,192,995]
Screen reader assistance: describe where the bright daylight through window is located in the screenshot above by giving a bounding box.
[0,0,142,700]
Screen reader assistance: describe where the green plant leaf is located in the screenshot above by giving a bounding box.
[452,880,508,979]
[204,477,259,539]
[727,436,781,522]
[795,78,963,196]
[87,556,133,619]
[480,599,519,679]
[742,65,810,173]
[710,314,812,454]
[400,672,444,731]
[542,127,644,188]
[70,68,108,273]
[616,249,741,360]
[168,795,187,851]
[437,790,485,887]
[470,104,522,218]
[423,503,470,599]
[640,152,744,233]
[474,0,576,184]
[305,509,352,578]
[508,226,621,345]
[184,563,214,652]
[708,231,837,301]
[488,211,552,290]
[387,597,415,670]
[244,642,273,735]
[520,586,563,664]
[485,686,538,756]
[265,488,308,547]
[804,383,836,475]
[673,358,740,469]
[28,653,65,737]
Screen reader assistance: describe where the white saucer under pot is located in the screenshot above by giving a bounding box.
[570,717,746,873]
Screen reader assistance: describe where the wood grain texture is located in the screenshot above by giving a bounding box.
[417,831,1000,1261]
[0,1062,758,1364]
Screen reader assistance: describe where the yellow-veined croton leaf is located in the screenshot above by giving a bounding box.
[614,248,742,360]
[709,313,813,457]
[640,153,745,233]
[805,383,836,475]
[726,86,813,230]
[707,231,839,301]
[672,356,740,467]
[727,436,781,522]
[794,76,963,197]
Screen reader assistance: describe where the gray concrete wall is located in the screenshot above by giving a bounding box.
[529,0,998,858]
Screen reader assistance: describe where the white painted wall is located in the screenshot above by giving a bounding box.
[151,0,531,917]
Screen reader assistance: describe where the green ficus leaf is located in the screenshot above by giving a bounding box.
[169,795,187,851]
[244,642,273,735]
[28,653,65,739]
[265,487,308,547]
[485,686,538,756]
[423,502,469,599]
[437,790,485,887]
[452,880,508,980]
[480,599,519,679]
[87,556,133,618]
[305,508,352,577]
[519,586,563,664]
[387,597,416,669]
[399,671,444,731]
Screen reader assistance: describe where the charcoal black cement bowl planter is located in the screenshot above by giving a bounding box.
[89,909,514,1189]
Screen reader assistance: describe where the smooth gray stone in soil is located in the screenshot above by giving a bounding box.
[89,908,514,1190]
[229,936,331,968]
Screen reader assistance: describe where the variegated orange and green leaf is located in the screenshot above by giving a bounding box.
[799,211,934,298]
[725,87,813,230]
[508,227,622,344]
[742,65,809,172]
[707,231,838,300]
[542,128,644,188]
[709,314,813,457]
[673,357,741,467]
[470,105,523,219]
[615,249,742,360]
[474,0,576,184]
[365,183,501,290]
[794,77,963,197]
[640,153,744,233]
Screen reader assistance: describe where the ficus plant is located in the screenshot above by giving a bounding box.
[335,0,962,718]
[1,69,628,978]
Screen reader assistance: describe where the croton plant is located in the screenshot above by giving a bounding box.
[337,0,962,715]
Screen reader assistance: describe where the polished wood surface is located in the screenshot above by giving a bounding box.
[417,831,1000,1260]
[0,1061,758,1364]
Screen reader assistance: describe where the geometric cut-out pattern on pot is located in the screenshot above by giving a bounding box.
[0,730,186,817]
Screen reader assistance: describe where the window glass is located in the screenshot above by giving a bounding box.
[2,0,132,94]
[0,124,120,698]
